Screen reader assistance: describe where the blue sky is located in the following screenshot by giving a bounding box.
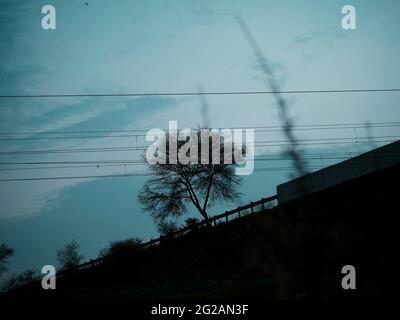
[1,0,400,274]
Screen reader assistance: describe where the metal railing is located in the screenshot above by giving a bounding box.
[68,194,278,273]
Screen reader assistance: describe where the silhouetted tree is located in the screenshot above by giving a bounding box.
[0,243,14,277]
[57,240,83,270]
[158,220,179,236]
[98,238,143,258]
[139,130,243,224]
[185,217,200,227]
[1,269,38,292]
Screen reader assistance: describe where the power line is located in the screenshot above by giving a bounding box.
[0,157,347,171]
[1,88,400,99]
[0,163,136,171]
[1,122,399,135]
[0,166,332,182]
[0,160,144,165]
[0,156,368,166]
[2,149,399,166]
[2,153,398,172]
[254,140,395,147]
[0,171,151,182]
[0,122,399,140]
[0,162,391,182]
[0,136,397,156]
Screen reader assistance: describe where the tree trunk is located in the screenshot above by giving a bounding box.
[201,210,211,226]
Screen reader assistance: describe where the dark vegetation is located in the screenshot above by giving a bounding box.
[2,16,398,300]
[98,238,143,258]
[2,270,39,292]
[57,240,84,271]
[0,243,13,277]
[5,164,400,299]
[139,130,243,228]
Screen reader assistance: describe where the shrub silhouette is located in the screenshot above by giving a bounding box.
[1,269,38,292]
[158,220,179,237]
[0,243,14,277]
[185,217,200,227]
[99,238,143,258]
[57,240,83,270]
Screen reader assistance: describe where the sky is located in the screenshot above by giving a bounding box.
[0,0,400,275]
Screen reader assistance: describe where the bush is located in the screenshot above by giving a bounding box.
[57,240,83,270]
[0,243,14,277]
[99,238,143,258]
[185,217,200,227]
[1,269,38,292]
[158,220,179,237]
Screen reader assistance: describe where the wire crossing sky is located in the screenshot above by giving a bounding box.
[1,0,400,275]
[1,88,400,99]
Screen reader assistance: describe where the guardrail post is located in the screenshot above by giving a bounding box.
[250,203,254,214]
[238,210,241,218]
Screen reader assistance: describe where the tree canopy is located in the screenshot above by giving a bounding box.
[57,240,83,270]
[139,129,243,226]
[0,243,14,277]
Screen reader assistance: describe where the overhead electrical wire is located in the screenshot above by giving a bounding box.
[1,149,400,171]
[0,121,398,138]
[1,88,400,99]
[0,162,391,182]
[0,135,397,156]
